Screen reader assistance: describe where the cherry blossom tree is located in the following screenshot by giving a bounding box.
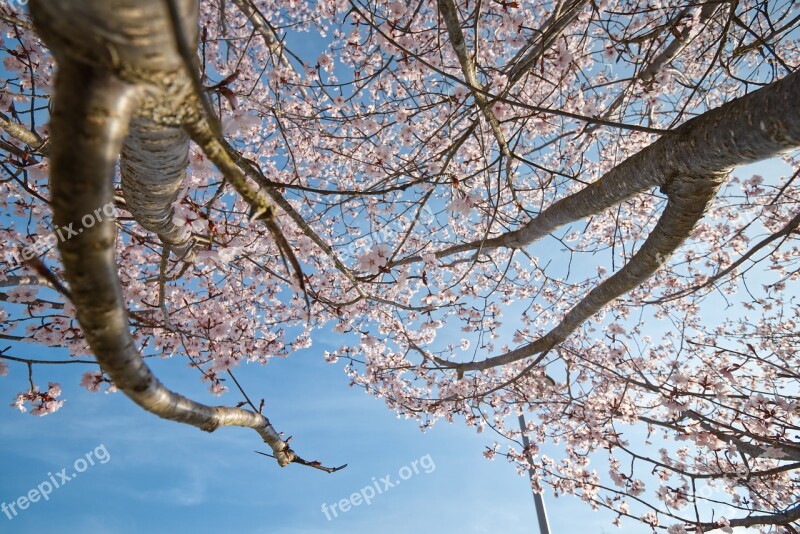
[0,0,798,531]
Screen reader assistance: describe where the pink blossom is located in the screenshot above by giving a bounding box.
[356,244,391,274]
[317,53,334,72]
[6,287,38,304]
[12,382,64,416]
[209,382,228,397]
[80,370,105,393]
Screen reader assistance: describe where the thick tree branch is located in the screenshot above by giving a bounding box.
[121,119,196,259]
[434,71,800,371]
[399,70,800,266]
[650,208,800,303]
[28,0,329,469]
[449,173,724,372]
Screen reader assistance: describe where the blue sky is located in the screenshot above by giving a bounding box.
[1,333,629,534]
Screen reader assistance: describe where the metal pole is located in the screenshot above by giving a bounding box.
[519,414,552,534]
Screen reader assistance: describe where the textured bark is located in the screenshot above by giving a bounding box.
[442,71,800,371]
[29,0,196,76]
[32,0,199,258]
[401,70,800,266]
[121,119,195,259]
[29,0,296,466]
[0,113,47,153]
[117,0,199,260]
[454,173,724,371]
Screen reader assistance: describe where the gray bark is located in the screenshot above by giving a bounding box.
[405,70,800,266]
[446,70,800,371]
[121,118,195,259]
[29,0,295,465]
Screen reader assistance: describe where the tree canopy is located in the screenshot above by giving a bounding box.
[0,0,798,531]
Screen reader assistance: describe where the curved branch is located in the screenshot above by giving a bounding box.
[28,0,317,468]
[453,173,723,372]
[650,209,800,303]
[441,71,800,371]
[397,70,800,266]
